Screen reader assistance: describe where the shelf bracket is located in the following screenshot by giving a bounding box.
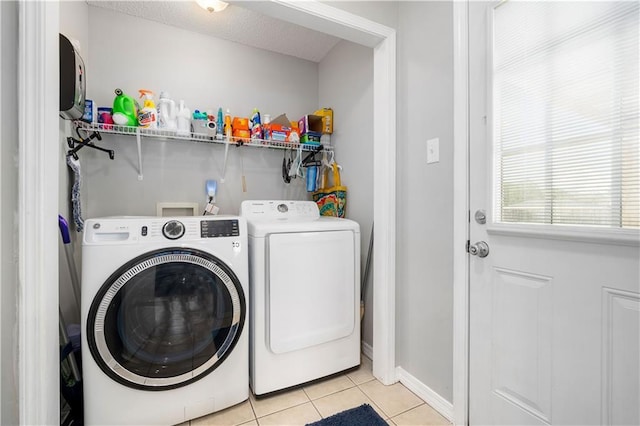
[220,139,230,183]
[136,128,143,180]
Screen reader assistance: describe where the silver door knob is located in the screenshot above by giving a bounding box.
[469,241,489,258]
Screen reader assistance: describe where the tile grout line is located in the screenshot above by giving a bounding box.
[253,398,310,421]
[355,382,394,420]
[386,401,427,422]
[307,397,324,420]
[247,394,259,424]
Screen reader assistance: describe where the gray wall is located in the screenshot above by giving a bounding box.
[1,1,20,423]
[327,1,455,403]
[82,5,316,219]
[396,2,454,401]
[318,40,374,347]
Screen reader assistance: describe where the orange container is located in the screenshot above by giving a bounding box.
[232,117,250,142]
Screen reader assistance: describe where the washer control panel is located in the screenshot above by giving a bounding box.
[162,220,185,240]
[84,216,244,243]
[200,219,240,238]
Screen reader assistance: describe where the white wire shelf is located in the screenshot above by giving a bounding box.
[75,121,330,152]
[74,121,330,181]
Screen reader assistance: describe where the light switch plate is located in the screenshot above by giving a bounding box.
[427,138,440,164]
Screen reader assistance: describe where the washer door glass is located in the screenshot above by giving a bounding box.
[87,248,245,391]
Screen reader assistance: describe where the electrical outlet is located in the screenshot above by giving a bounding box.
[427,138,440,164]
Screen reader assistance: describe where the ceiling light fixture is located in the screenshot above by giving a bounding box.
[196,0,229,13]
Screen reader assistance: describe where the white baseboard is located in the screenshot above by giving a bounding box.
[396,367,453,422]
[361,341,373,360]
[362,344,452,422]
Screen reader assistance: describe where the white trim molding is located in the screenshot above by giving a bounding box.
[487,223,640,247]
[361,340,373,361]
[232,0,393,48]
[396,367,454,422]
[372,29,397,386]
[18,1,60,424]
[453,1,470,425]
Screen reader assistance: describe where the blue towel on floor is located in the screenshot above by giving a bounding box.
[306,404,387,426]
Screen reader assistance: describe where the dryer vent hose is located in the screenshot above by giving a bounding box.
[360,223,374,321]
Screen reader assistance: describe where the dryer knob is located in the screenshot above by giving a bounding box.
[162,220,185,240]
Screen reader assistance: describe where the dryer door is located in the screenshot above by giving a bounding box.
[86,247,245,391]
[267,230,357,354]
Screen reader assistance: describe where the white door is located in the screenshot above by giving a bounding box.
[468,2,640,425]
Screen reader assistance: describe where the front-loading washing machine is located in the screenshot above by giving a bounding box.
[240,200,361,396]
[81,216,248,425]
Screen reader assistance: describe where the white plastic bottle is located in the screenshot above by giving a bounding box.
[176,100,191,136]
[157,91,177,131]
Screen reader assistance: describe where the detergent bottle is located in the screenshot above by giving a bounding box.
[176,100,191,136]
[137,89,157,128]
[111,88,138,126]
[157,91,177,131]
[224,109,232,141]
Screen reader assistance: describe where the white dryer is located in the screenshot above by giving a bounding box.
[240,200,360,396]
[81,216,248,425]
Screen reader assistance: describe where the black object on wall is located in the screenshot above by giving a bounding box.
[59,33,86,120]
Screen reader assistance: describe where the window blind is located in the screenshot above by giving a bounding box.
[492,1,639,229]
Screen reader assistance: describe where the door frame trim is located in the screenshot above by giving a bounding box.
[453,1,471,425]
[21,1,397,423]
[19,1,60,424]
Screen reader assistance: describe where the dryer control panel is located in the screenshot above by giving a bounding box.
[239,200,319,220]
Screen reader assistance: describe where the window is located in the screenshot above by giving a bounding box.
[492,1,639,229]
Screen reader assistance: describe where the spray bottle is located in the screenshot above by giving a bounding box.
[137,89,157,128]
[215,107,224,140]
[250,108,262,140]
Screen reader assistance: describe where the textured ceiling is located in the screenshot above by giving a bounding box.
[86,1,342,63]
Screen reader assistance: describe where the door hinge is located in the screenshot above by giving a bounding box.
[466,240,470,253]
[468,210,471,223]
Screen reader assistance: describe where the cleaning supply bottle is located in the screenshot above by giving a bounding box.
[224,109,232,141]
[112,88,138,127]
[215,107,224,140]
[262,113,272,141]
[137,89,157,128]
[176,100,191,136]
[157,91,177,131]
[191,110,208,135]
[206,110,218,138]
[250,108,262,140]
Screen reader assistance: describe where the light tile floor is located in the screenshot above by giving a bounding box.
[186,356,451,426]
